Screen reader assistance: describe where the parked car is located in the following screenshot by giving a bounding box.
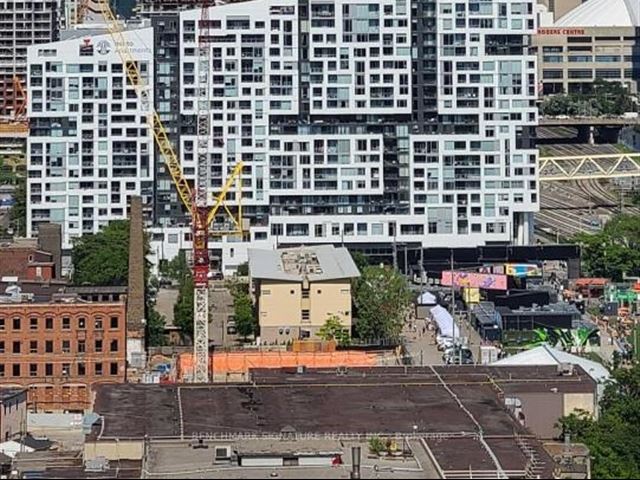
[443,347,473,365]
[207,271,224,280]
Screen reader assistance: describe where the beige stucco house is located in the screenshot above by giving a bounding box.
[248,245,360,344]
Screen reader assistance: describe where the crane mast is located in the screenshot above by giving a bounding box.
[98,0,244,383]
[192,0,214,383]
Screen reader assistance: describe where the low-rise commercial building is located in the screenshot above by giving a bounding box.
[248,245,359,344]
[534,0,640,96]
[0,293,127,412]
[0,388,26,442]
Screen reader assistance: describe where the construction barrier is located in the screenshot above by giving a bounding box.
[177,350,380,381]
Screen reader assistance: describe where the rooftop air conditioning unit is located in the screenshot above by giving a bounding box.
[214,446,232,464]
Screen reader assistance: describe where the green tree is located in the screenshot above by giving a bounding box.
[72,220,130,285]
[236,262,249,276]
[350,250,370,273]
[353,265,412,341]
[159,251,190,283]
[146,307,167,347]
[558,363,640,478]
[173,273,194,339]
[317,314,351,347]
[234,292,256,340]
[575,214,640,281]
[8,175,26,237]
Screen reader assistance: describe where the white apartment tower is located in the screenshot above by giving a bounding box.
[26,27,155,248]
[26,0,539,270]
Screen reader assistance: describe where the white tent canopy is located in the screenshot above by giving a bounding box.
[492,344,610,385]
[418,291,437,305]
[430,305,460,338]
[0,441,34,459]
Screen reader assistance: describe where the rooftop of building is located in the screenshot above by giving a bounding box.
[92,366,595,441]
[12,451,141,479]
[0,387,26,402]
[0,282,127,305]
[555,0,640,27]
[248,245,360,283]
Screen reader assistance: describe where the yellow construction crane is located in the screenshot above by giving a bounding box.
[98,0,244,382]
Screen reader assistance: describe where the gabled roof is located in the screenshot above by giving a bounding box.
[492,344,610,384]
[555,0,640,27]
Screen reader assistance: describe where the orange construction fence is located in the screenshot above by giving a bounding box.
[178,350,379,380]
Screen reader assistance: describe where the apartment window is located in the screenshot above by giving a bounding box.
[95,317,103,329]
[78,317,86,329]
[30,317,38,330]
[302,310,310,321]
[30,341,38,354]
[45,363,53,376]
[78,363,86,376]
[95,363,103,376]
[0,318,4,331]
[62,340,71,353]
[12,364,20,377]
[62,317,70,330]
[110,340,118,352]
[13,317,21,330]
[62,363,70,376]
[110,362,119,375]
[95,339,103,353]
[12,341,21,354]
[30,364,38,377]
[45,340,53,353]
[0,365,4,377]
[110,316,119,329]
[0,341,4,354]
[45,317,53,329]
[78,340,86,353]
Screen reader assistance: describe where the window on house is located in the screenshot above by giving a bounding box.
[62,317,70,330]
[78,317,86,329]
[62,340,71,353]
[78,363,86,376]
[95,340,103,353]
[110,340,118,352]
[110,316,119,329]
[45,340,53,353]
[110,362,118,375]
[12,341,21,354]
[0,341,4,354]
[30,364,38,377]
[12,364,20,377]
[45,317,53,329]
[13,317,21,330]
[62,363,70,376]
[30,341,38,354]
[95,317,103,329]
[30,318,38,330]
[78,340,86,353]
[0,365,4,377]
[45,363,53,376]
[95,363,103,376]
[0,318,4,330]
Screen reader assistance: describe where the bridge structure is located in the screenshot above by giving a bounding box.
[539,153,640,182]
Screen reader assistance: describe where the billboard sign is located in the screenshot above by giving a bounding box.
[505,264,542,278]
[441,271,507,291]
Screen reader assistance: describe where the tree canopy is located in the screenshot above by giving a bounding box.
[71,220,130,286]
[353,265,412,341]
[558,363,640,478]
[9,175,26,237]
[173,273,194,339]
[574,214,640,281]
[233,292,256,340]
[541,80,636,117]
[317,314,351,347]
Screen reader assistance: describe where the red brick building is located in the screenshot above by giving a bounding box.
[0,240,55,281]
[0,295,127,412]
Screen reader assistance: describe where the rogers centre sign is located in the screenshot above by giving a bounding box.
[537,28,586,35]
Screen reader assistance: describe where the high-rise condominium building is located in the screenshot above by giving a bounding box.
[27,0,538,271]
[26,27,155,248]
[0,0,61,119]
